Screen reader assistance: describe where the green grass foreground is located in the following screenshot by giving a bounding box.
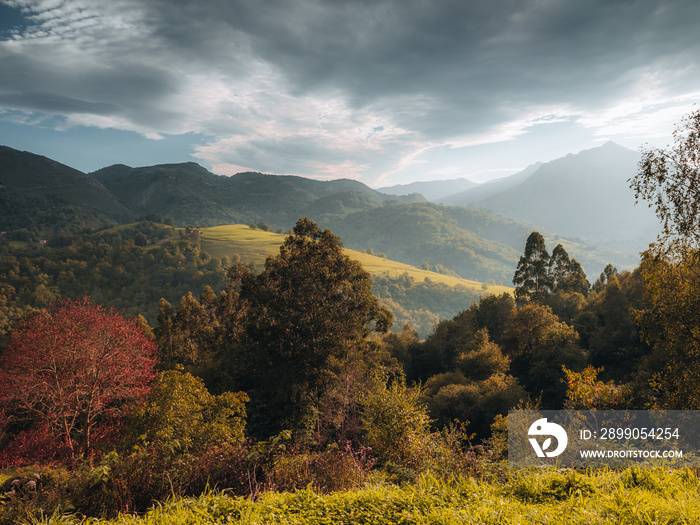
[29,467,700,525]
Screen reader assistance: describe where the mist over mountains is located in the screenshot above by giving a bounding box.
[377,177,478,202]
[452,142,658,252]
[0,142,658,282]
[378,142,659,253]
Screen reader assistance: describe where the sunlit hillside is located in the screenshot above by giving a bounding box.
[200,224,513,296]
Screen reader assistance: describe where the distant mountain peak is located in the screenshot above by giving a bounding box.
[376,177,479,202]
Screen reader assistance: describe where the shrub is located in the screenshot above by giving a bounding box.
[360,375,433,473]
[127,369,248,455]
[265,444,372,493]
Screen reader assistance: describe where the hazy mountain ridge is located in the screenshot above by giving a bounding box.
[440,142,659,250]
[440,162,543,205]
[377,177,478,202]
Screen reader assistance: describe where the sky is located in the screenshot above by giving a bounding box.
[0,0,699,187]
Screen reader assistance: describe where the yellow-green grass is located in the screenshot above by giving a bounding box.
[201,224,512,296]
[31,467,700,524]
[201,225,288,266]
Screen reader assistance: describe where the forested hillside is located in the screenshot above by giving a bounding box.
[0,145,639,284]
[0,146,132,232]
[92,163,424,227]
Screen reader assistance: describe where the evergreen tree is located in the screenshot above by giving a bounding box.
[549,244,590,295]
[592,263,618,292]
[231,218,393,440]
[513,232,552,306]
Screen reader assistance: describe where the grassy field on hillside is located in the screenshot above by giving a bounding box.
[201,224,513,296]
[200,225,289,266]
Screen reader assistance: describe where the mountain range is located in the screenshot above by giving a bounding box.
[377,177,478,202]
[0,142,658,281]
[444,142,659,251]
[376,142,659,253]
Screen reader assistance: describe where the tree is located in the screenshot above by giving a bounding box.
[360,375,433,469]
[230,218,393,440]
[630,108,700,249]
[129,369,248,454]
[503,303,585,407]
[513,232,552,305]
[427,372,524,439]
[474,292,515,346]
[562,365,628,410]
[454,328,510,381]
[0,298,157,461]
[634,249,700,408]
[592,263,618,292]
[627,109,700,408]
[549,244,590,296]
[154,292,217,367]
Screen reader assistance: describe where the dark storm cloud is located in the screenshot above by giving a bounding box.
[0,91,120,115]
[1,0,699,181]
[163,0,700,105]
[144,0,700,138]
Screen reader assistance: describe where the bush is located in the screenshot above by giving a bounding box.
[0,423,73,468]
[0,466,76,525]
[360,375,433,473]
[265,445,372,493]
[127,370,249,455]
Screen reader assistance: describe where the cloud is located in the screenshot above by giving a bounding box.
[1,0,700,183]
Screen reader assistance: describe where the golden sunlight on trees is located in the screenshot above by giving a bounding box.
[628,109,700,409]
[634,250,700,408]
[129,369,248,454]
[360,375,433,470]
[229,218,394,440]
[562,365,629,410]
[631,108,700,250]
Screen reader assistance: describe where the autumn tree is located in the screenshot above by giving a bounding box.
[562,365,629,410]
[0,298,157,462]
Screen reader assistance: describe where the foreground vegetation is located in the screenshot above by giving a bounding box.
[8,467,700,524]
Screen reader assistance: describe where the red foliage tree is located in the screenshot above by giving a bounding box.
[0,298,157,463]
